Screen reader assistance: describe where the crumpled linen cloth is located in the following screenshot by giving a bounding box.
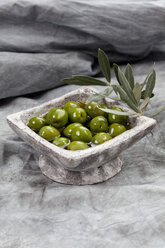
[0,1,165,248]
[0,0,165,99]
[0,57,165,247]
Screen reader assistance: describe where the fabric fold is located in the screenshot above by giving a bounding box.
[0,0,165,98]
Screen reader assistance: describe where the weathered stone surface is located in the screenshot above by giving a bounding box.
[7,87,157,185]
[39,155,123,185]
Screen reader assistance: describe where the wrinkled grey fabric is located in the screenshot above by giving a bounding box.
[0,1,165,248]
[1,59,165,248]
[0,0,165,98]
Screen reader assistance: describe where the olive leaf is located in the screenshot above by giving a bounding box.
[98,48,111,83]
[140,64,155,90]
[113,63,120,83]
[143,69,156,99]
[117,67,138,106]
[62,75,108,86]
[149,106,165,117]
[86,87,113,103]
[86,93,105,103]
[140,73,150,90]
[124,63,134,89]
[102,87,113,96]
[140,97,150,111]
[133,82,141,103]
[61,49,160,118]
[112,85,139,112]
[99,108,137,116]
[141,90,154,99]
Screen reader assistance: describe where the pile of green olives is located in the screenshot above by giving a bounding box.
[27,101,129,151]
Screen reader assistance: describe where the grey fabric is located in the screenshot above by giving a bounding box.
[0,0,165,98]
[0,57,165,247]
[0,52,96,99]
[0,1,165,247]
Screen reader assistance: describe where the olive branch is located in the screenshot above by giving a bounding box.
[62,48,165,117]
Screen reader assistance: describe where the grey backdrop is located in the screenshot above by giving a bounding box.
[0,0,165,99]
[0,1,165,248]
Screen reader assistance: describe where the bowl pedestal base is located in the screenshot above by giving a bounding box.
[39,155,123,185]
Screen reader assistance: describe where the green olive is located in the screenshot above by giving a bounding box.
[90,116,108,132]
[69,107,87,123]
[67,141,89,150]
[71,126,92,143]
[46,108,68,128]
[109,123,127,137]
[108,107,127,125]
[93,132,112,144]
[63,123,82,138]
[52,137,70,148]
[85,101,104,118]
[100,104,110,117]
[63,101,79,114]
[28,117,47,132]
[39,126,60,141]
[45,107,57,120]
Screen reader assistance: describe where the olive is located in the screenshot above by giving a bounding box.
[100,104,110,117]
[63,123,82,138]
[108,107,127,125]
[71,126,92,143]
[69,107,87,123]
[52,137,70,148]
[67,141,89,150]
[46,108,68,128]
[45,107,57,125]
[109,123,127,137]
[63,101,79,114]
[90,116,108,132]
[28,117,47,132]
[93,132,112,144]
[39,126,60,141]
[85,101,104,118]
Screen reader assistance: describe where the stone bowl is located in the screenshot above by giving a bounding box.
[6,87,157,185]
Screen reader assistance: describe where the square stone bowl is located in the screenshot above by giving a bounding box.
[7,87,157,185]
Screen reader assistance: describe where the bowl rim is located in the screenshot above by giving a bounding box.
[6,87,157,161]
